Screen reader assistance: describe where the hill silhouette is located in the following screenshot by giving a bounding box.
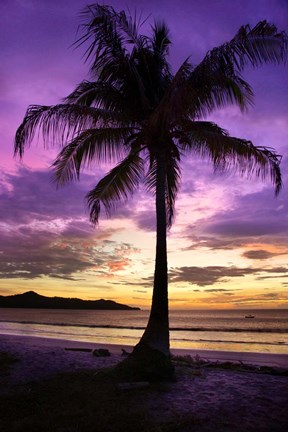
[0,291,140,310]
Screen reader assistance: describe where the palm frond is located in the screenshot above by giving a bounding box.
[151,21,171,58]
[14,104,125,157]
[116,9,148,48]
[76,8,151,113]
[230,21,287,70]
[199,21,287,75]
[52,126,135,185]
[186,21,287,117]
[76,4,151,86]
[76,4,127,74]
[87,151,145,224]
[152,58,251,127]
[148,59,191,129]
[149,21,172,99]
[65,81,120,107]
[188,69,254,118]
[76,5,172,113]
[15,105,50,157]
[177,120,282,194]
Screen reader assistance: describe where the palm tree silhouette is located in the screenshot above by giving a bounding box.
[15,4,287,379]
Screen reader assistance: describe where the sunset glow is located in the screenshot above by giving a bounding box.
[1,0,287,309]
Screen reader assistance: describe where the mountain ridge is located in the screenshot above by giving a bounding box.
[0,291,140,310]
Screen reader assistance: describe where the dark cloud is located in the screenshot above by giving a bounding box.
[242,249,287,260]
[262,293,281,299]
[205,221,286,237]
[169,266,246,286]
[0,168,140,279]
[168,265,288,286]
[0,227,137,280]
[205,289,233,292]
[0,220,124,279]
[256,273,288,281]
[0,228,95,279]
[182,235,247,251]
[110,278,153,289]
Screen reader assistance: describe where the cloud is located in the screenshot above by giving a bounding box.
[205,190,288,237]
[256,274,288,281]
[183,187,288,252]
[205,220,286,238]
[261,293,280,299]
[5,166,158,232]
[0,165,149,232]
[0,168,141,280]
[204,289,234,293]
[0,167,90,225]
[168,265,288,286]
[0,223,139,280]
[242,249,287,260]
[110,277,153,289]
[133,209,156,232]
[182,235,247,251]
[231,291,288,306]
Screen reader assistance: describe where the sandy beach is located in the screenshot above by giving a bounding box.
[1,334,288,431]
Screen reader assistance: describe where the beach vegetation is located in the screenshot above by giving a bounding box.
[15,4,287,380]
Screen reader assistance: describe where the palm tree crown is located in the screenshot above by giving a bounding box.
[15,4,287,379]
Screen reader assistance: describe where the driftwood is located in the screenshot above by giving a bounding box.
[64,348,93,352]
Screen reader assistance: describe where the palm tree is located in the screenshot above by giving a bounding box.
[15,4,287,379]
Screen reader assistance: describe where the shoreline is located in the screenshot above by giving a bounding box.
[1,333,288,368]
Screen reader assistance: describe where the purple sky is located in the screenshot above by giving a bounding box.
[0,0,288,309]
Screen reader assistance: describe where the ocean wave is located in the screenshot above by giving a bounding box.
[171,337,288,346]
[0,319,287,334]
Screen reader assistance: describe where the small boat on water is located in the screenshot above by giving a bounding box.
[245,314,255,319]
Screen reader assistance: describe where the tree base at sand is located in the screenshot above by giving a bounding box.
[115,344,175,382]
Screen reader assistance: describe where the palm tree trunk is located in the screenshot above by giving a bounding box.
[116,152,174,380]
[135,152,170,355]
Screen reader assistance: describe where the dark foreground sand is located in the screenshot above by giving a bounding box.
[1,334,288,431]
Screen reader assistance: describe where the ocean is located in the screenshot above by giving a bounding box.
[0,308,287,354]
